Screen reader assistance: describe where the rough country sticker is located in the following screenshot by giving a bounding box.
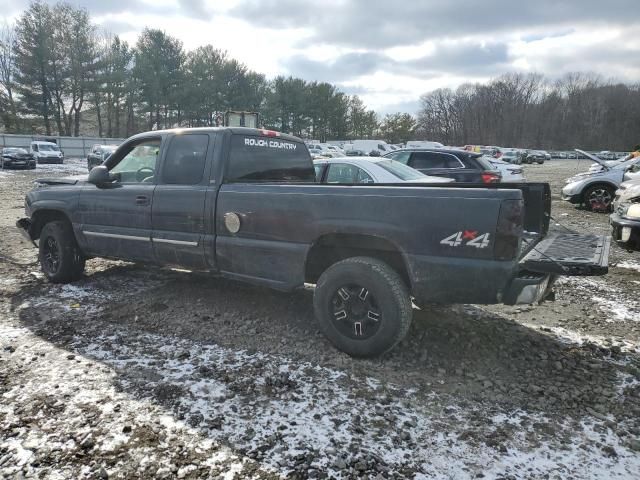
[440,230,491,248]
[244,138,298,150]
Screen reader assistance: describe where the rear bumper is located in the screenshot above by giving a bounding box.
[408,233,610,306]
[610,213,640,250]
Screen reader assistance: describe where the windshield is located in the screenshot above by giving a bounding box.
[376,159,426,180]
[38,144,60,152]
[3,148,27,154]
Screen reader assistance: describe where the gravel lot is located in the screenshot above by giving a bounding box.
[1,158,639,479]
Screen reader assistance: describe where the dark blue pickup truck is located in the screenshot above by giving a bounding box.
[17,127,610,357]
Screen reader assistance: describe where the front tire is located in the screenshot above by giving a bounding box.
[39,221,85,283]
[583,184,615,212]
[313,257,412,358]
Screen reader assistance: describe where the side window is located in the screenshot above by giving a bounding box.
[110,138,161,183]
[441,154,464,168]
[409,152,443,169]
[32,144,38,152]
[326,163,358,183]
[162,134,209,185]
[409,152,462,169]
[387,151,410,164]
[313,164,325,182]
[226,134,315,182]
[378,144,387,151]
[356,168,373,183]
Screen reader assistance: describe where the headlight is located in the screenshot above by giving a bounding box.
[626,203,640,220]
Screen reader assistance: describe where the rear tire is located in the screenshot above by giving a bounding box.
[39,221,85,283]
[313,257,412,358]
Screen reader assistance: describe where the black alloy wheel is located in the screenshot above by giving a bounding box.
[42,236,61,275]
[330,284,382,340]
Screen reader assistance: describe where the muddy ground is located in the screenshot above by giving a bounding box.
[0,159,639,479]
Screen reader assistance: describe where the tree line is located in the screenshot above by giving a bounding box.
[417,73,640,150]
[2,2,639,149]
[0,1,384,141]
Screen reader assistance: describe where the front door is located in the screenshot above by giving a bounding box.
[77,137,162,261]
[151,133,212,270]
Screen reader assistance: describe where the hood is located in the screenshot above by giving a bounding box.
[35,174,88,186]
[575,149,609,170]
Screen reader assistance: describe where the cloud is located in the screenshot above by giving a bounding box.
[283,41,511,83]
[230,0,640,49]
[3,0,210,20]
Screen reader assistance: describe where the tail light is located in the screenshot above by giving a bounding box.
[494,199,524,260]
[481,172,501,183]
[260,129,280,137]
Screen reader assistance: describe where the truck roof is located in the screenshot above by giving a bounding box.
[128,127,303,144]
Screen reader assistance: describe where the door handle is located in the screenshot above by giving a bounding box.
[135,195,149,206]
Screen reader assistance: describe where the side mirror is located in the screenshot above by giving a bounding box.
[88,166,112,186]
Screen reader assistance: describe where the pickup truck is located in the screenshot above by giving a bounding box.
[17,127,611,357]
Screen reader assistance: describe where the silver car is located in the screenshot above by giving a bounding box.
[562,150,640,211]
[313,157,453,184]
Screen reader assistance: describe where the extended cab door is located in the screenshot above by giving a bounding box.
[77,136,161,261]
[151,133,213,270]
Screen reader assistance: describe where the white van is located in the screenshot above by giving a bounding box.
[405,140,443,149]
[30,141,64,164]
[352,140,392,156]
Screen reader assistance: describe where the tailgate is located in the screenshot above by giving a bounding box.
[520,233,610,275]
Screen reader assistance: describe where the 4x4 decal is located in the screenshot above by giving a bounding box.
[440,230,491,249]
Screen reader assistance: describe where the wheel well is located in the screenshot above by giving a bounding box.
[305,234,411,287]
[582,182,617,196]
[30,210,71,239]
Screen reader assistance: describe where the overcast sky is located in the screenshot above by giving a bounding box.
[2,0,639,113]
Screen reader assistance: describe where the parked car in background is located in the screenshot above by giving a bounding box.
[562,150,640,211]
[523,150,546,164]
[611,178,640,251]
[30,141,64,164]
[345,149,367,156]
[323,144,345,156]
[501,149,523,165]
[313,157,453,184]
[482,157,525,183]
[307,144,335,158]
[623,162,640,182]
[479,146,503,158]
[405,140,443,149]
[383,148,501,183]
[87,144,118,171]
[352,139,392,156]
[1,147,36,169]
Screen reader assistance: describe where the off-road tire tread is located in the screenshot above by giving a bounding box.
[39,221,85,283]
[314,256,412,358]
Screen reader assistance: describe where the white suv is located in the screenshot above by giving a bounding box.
[562,150,640,211]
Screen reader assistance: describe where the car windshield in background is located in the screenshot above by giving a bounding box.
[39,144,60,151]
[376,159,426,180]
[3,148,28,154]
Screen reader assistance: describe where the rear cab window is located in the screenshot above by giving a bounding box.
[161,134,209,185]
[225,133,315,182]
